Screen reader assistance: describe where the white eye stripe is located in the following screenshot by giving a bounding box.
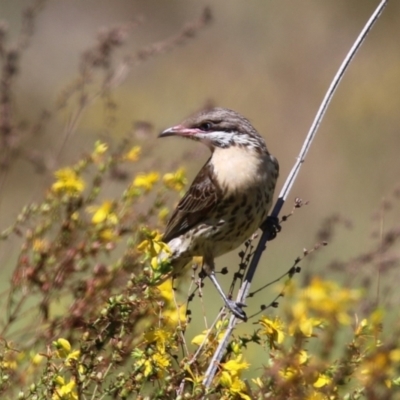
[196,130,266,151]
[197,130,234,147]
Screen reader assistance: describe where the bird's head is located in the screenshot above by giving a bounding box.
[159,108,267,152]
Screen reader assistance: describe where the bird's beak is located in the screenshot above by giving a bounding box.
[159,125,197,138]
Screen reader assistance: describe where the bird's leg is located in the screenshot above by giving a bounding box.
[203,256,247,321]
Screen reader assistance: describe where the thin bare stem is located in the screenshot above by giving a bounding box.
[376,197,385,305]
[202,0,389,389]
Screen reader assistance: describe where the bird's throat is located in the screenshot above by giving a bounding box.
[211,146,266,193]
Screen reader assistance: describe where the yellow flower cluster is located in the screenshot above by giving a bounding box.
[52,338,81,400]
[88,200,118,225]
[53,338,80,365]
[287,277,361,337]
[163,167,187,192]
[354,312,400,389]
[87,200,119,242]
[255,278,363,396]
[133,172,159,192]
[52,376,77,400]
[93,140,108,155]
[220,355,250,400]
[52,168,85,195]
[133,347,171,378]
[259,316,285,349]
[137,228,172,282]
[124,145,141,162]
[156,279,187,325]
[134,324,184,380]
[124,171,159,198]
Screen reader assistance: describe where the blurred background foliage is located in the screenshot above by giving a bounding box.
[0,0,399,386]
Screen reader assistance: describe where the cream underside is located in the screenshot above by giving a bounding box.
[212,146,264,193]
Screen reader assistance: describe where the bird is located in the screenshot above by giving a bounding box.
[158,107,279,320]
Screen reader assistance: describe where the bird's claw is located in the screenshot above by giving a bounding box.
[261,216,281,241]
[225,299,247,321]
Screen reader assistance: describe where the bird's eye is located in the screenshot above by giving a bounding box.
[199,122,212,131]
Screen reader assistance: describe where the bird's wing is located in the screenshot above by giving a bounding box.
[162,160,221,243]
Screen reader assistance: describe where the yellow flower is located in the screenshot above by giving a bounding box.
[135,352,170,378]
[54,338,71,358]
[185,365,203,385]
[31,353,44,365]
[192,323,225,347]
[288,305,321,338]
[66,350,80,366]
[124,145,141,162]
[259,316,285,348]
[390,349,400,362]
[156,280,187,326]
[300,278,361,325]
[137,229,172,281]
[52,168,85,195]
[145,328,170,354]
[53,376,78,400]
[93,140,108,155]
[313,373,331,388]
[298,317,321,338]
[162,305,187,327]
[370,308,384,336]
[150,255,172,279]
[220,370,234,388]
[151,352,170,372]
[137,229,170,258]
[53,338,80,366]
[0,357,17,370]
[157,280,174,302]
[163,167,187,192]
[98,228,118,242]
[220,357,251,400]
[158,206,169,222]
[133,171,159,191]
[279,367,298,381]
[220,372,251,400]
[33,239,50,253]
[231,340,243,355]
[221,354,250,376]
[354,318,369,337]
[360,351,394,385]
[87,201,118,225]
[296,349,309,365]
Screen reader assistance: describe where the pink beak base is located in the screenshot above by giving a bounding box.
[159,125,198,138]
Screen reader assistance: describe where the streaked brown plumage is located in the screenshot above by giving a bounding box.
[159,108,279,320]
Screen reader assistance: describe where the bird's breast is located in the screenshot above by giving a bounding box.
[211,146,271,194]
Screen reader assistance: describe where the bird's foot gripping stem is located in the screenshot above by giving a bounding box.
[224,299,247,321]
[208,271,247,321]
[261,215,281,241]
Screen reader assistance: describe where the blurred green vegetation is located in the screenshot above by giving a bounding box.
[0,1,400,398]
[1,0,399,265]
